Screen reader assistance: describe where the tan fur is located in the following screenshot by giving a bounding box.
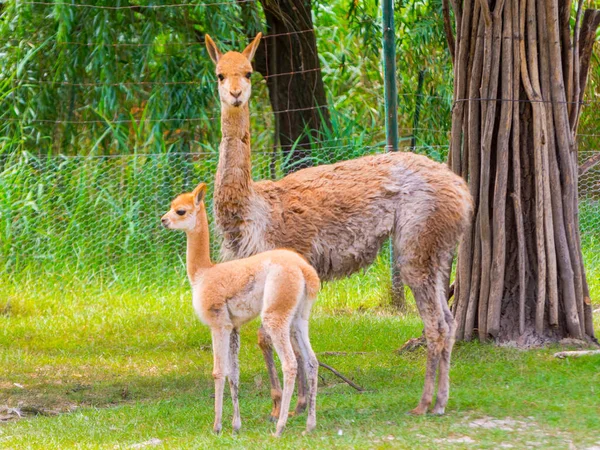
[161,182,320,437]
[207,34,474,416]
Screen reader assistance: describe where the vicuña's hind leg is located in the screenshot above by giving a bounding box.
[291,331,308,416]
[258,326,282,422]
[408,282,448,415]
[432,261,456,415]
[292,315,318,433]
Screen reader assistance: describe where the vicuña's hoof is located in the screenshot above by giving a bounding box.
[408,406,428,416]
[213,424,222,434]
[293,402,307,416]
[268,414,278,423]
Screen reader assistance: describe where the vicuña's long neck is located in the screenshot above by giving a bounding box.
[185,208,213,282]
[214,103,254,230]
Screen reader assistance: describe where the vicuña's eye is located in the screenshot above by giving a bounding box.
[176,210,186,216]
[217,74,224,81]
[245,72,252,79]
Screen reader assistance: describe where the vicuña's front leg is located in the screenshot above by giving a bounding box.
[211,327,231,434]
[229,328,242,431]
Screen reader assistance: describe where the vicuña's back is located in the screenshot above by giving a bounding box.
[206,33,473,418]
[251,151,471,280]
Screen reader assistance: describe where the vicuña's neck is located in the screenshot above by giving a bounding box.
[221,103,250,140]
[185,209,213,282]
[214,103,254,229]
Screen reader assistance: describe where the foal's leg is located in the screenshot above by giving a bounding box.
[292,315,319,433]
[292,346,308,415]
[211,327,231,434]
[258,326,282,422]
[264,322,297,437]
[228,328,242,431]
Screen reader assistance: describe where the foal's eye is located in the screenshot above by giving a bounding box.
[176,210,186,216]
[245,72,252,79]
[217,74,224,81]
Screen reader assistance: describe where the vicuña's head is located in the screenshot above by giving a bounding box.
[161,183,207,232]
[205,33,262,109]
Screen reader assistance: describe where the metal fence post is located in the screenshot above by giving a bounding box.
[382,0,406,310]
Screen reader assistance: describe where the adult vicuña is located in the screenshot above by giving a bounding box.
[205,33,473,416]
[161,182,320,437]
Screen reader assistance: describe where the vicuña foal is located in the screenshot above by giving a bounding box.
[205,34,473,416]
[161,182,320,437]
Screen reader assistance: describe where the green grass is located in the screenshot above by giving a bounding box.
[1,269,599,450]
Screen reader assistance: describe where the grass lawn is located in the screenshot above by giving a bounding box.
[1,264,599,449]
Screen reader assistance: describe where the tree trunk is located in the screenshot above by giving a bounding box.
[446,0,600,344]
[252,0,331,173]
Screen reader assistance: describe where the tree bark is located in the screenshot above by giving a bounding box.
[447,0,600,344]
[251,0,331,173]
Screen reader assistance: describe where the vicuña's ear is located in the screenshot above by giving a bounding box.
[205,34,222,64]
[192,183,207,207]
[242,32,262,62]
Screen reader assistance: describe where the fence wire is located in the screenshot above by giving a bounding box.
[0,1,598,294]
[0,145,393,284]
[1,142,598,286]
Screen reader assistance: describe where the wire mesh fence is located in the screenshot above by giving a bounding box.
[0,143,392,285]
[578,147,600,276]
[0,0,598,297]
[1,141,598,288]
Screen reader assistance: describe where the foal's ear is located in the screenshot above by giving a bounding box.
[241,32,262,62]
[192,183,207,207]
[205,34,222,64]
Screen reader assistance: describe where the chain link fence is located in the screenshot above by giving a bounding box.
[578,146,600,286]
[1,141,598,289]
[0,1,598,299]
[0,143,394,285]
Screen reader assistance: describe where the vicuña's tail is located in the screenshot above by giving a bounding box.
[301,263,320,301]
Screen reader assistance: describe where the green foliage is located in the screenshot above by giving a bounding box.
[0,0,262,156]
[0,0,454,159]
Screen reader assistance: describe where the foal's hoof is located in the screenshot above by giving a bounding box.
[302,420,316,435]
[431,405,446,415]
[268,414,278,423]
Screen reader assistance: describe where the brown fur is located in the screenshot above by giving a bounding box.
[161,182,320,436]
[206,34,474,416]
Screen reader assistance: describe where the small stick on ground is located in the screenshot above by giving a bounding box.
[318,361,365,392]
[554,350,600,358]
[395,335,427,354]
[318,351,367,356]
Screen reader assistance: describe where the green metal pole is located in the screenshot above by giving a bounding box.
[382,0,405,310]
[382,0,399,153]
